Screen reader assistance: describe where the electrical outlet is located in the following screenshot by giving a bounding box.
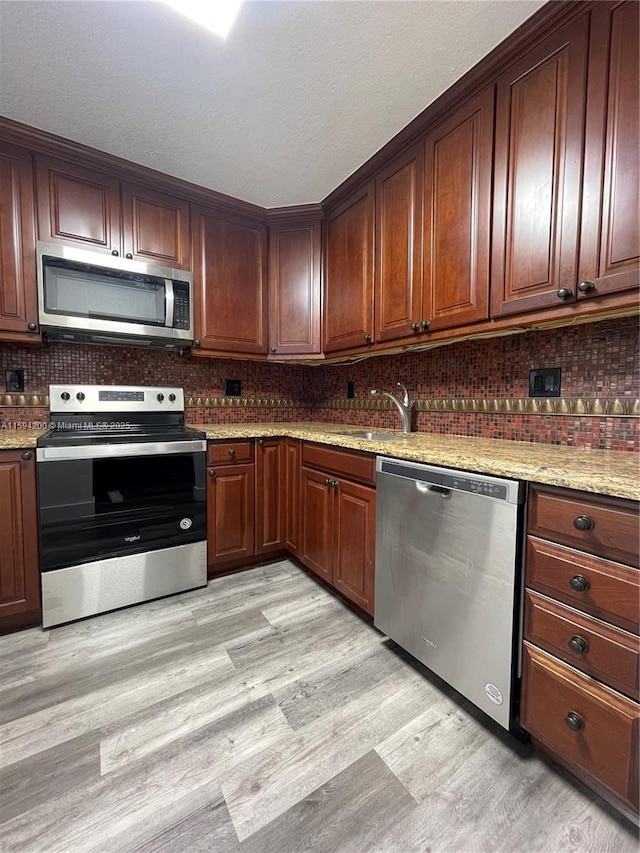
[347,381,355,399]
[225,379,241,396]
[529,367,561,397]
[5,369,24,393]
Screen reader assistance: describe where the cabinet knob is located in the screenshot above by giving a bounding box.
[193,340,201,348]
[27,322,38,332]
[21,451,32,461]
[411,323,420,332]
[111,249,119,256]
[573,514,594,532]
[364,334,372,344]
[569,574,590,592]
[325,478,332,487]
[208,469,215,477]
[270,346,277,354]
[257,439,265,446]
[556,288,573,300]
[568,636,588,654]
[564,712,584,732]
[421,320,430,331]
[125,252,133,260]
[578,280,596,294]
[228,448,236,457]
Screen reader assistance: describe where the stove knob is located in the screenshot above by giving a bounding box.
[60,392,71,401]
[76,392,85,401]
[168,393,176,402]
[156,393,165,402]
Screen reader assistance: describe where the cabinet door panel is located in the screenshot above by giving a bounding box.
[0,144,39,339]
[579,1,639,297]
[334,479,375,615]
[424,88,493,330]
[193,208,267,354]
[122,183,190,269]
[268,222,321,355]
[300,466,333,582]
[284,438,301,554]
[36,156,120,253]
[256,439,284,555]
[375,146,423,343]
[492,16,589,316]
[207,464,255,566]
[324,184,374,352]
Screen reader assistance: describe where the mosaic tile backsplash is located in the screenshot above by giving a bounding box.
[0,316,638,449]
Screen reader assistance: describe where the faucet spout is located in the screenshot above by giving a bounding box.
[370,386,412,433]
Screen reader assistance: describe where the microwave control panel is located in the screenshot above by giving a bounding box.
[173,281,191,330]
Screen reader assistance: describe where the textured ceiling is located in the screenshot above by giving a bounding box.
[0,0,545,208]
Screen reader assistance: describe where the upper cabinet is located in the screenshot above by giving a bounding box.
[36,156,191,268]
[578,0,639,299]
[423,87,493,331]
[491,15,590,318]
[324,183,375,353]
[0,143,39,341]
[268,216,322,357]
[192,206,267,355]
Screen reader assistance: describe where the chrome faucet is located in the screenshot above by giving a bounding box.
[370,383,412,433]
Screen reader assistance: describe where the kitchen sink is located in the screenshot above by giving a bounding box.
[337,431,404,441]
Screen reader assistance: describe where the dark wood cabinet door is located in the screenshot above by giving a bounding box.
[207,464,255,567]
[268,220,321,356]
[491,15,590,317]
[284,438,301,554]
[121,183,190,269]
[36,156,121,253]
[579,1,639,299]
[324,183,374,352]
[424,88,493,331]
[375,145,423,343]
[334,479,376,616]
[255,438,284,555]
[193,207,267,354]
[0,144,39,341]
[0,451,40,634]
[300,466,334,582]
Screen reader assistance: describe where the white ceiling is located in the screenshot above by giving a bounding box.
[0,0,545,208]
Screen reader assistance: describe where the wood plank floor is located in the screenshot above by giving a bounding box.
[0,560,637,852]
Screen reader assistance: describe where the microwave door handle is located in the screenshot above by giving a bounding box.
[165,279,174,328]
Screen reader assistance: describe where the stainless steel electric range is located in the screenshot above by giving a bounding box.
[36,385,207,628]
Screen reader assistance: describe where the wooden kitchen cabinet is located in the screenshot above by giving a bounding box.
[491,14,590,318]
[284,438,301,554]
[0,143,40,341]
[36,157,191,268]
[333,477,376,614]
[255,437,284,555]
[300,466,335,583]
[207,461,255,570]
[268,217,322,356]
[192,206,267,355]
[0,450,41,634]
[324,182,375,353]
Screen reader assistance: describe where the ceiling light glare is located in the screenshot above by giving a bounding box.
[163,1,242,39]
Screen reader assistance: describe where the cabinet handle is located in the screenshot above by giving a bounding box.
[228,448,236,457]
[564,712,584,732]
[364,334,372,344]
[257,439,265,446]
[325,478,332,487]
[556,288,573,300]
[208,469,215,477]
[27,322,38,332]
[569,574,590,592]
[331,479,339,488]
[578,280,596,294]
[421,320,430,331]
[270,346,277,354]
[125,253,133,259]
[193,340,201,348]
[411,323,420,332]
[568,636,588,654]
[111,249,119,256]
[573,514,594,532]
[21,451,32,461]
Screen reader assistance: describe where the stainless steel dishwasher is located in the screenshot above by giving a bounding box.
[375,457,525,729]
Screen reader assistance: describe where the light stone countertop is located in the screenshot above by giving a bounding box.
[196,422,640,501]
[0,429,47,450]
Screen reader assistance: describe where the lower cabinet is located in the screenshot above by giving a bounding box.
[0,450,40,634]
[284,438,301,555]
[207,462,255,568]
[255,438,284,556]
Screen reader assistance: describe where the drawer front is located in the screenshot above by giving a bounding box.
[527,536,640,633]
[528,484,639,567]
[524,590,640,700]
[521,643,639,809]
[302,442,375,486]
[207,441,255,466]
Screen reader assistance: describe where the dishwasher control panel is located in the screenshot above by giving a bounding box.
[451,476,507,500]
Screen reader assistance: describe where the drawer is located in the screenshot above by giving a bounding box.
[526,536,640,633]
[528,484,639,567]
[207,440,254,465]
[524,590,640,700]
[521,643,639,809]
[302,442,375,486]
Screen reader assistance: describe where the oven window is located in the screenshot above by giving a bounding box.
[38,452,206,571]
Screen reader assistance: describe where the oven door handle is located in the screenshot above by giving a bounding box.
[36,440,207,462]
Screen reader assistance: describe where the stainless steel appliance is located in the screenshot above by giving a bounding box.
[37,385,207,628]
[375,458,525,729]
[37,242,194,349]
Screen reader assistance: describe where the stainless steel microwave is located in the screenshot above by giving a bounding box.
[37,242,194,350]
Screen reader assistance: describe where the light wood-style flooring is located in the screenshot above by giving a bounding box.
[0,560,637,852]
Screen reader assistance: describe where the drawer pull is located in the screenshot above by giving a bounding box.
[228,448,236,457]
[569,574,590,592]
[568,636,589,654]
[564,711,585,732]
[573,514,595,532]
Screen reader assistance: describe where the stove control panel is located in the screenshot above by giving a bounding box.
[49,385,185,413]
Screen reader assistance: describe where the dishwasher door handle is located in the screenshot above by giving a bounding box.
[416,481,451,498]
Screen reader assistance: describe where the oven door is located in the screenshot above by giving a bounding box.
[37,441,207,572]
